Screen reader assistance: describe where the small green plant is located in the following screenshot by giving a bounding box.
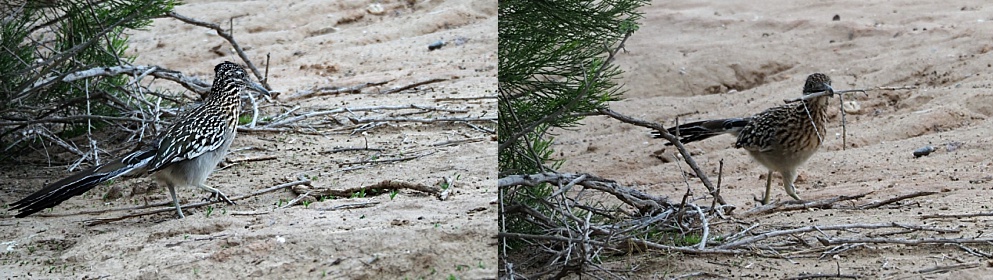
[389,190,399,200]
[238,114,252,125]
[302,200,311,208]
[441,173,461,190]
[351,189,367,198]
[205,206,214,218]
[674,234,703,246]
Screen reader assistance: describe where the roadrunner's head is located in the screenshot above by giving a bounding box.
[802,73,833,97]
[212,61,269,98]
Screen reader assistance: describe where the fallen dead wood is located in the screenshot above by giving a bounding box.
[917,262,982,274]
[316,201,380,211]
[346,116,496,124]
[291,179,443,199]
[817,237,993,246]
[430,137,487,147]
[920,211,993,219]
[377,78,448,94]
[433,95,497,102]
[857,191,937,209]
[716,222,960,250]
[82,178,311,225]
[225,155,277,164]
[320,146,385,154]
[596,108,728,208]
[739,193,870,217]
[263,104,471,128]
[281,81,390,101]
[499,170,993,278]
[786,273,860,280]
[338,151,436,167]
[499,172,672,214]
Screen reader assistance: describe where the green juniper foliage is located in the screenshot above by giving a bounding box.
[498,0,644,176]
[0,0,176,161]
[498,0,646,241]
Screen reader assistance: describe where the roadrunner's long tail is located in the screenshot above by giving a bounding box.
[10,150,154,218]
[649,73,836,205]
[11,62,268,219]
[652,118,751,145]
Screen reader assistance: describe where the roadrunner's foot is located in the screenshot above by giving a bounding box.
[202,191,236,205]
[658,73,835,206]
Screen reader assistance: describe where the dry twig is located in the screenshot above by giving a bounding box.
[857,191,937,209]
[740,193,869,217]
[596,108,728,208]
[291,180,443,199]
[377,78,448,94]
[282,81,390,101]
[81,178,311,225]
[167,12,268,89]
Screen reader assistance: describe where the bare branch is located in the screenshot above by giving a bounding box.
[378,78,448,94]
[597,107,728,208]
[167,12,268,89]
[857,191,938,209]
[282,81,390,101]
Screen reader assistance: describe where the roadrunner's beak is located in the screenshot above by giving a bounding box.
[822,84,835,98]
[247,81,270,97]
[808,84,835,99]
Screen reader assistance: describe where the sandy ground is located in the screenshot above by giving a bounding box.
[1,0,496,279]
[549,0,993,278]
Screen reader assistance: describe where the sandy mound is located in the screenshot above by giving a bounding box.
[1,0,496,279]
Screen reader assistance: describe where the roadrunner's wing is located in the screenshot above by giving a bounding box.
[147,109,230,173]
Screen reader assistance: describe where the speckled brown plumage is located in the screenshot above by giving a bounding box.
[11,62,269,219]
[653,73,834,204]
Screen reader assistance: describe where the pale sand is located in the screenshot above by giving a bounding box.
[551,0,993,278]
[1,0,496,278]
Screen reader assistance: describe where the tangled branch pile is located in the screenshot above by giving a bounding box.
[1,0,179,164]
[499,169,988,279]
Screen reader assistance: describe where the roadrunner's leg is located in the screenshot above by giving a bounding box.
[11,61,268,219]
[762,171,774,205]
[167,184,185,219]
[657,73,836,205]
[760,170,803,205]
[781,169,802,201]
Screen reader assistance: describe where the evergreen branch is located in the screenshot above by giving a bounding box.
[497,31,633,153]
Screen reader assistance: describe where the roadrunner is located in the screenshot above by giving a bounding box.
[11,61,268,218]
[654,73,835,204]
